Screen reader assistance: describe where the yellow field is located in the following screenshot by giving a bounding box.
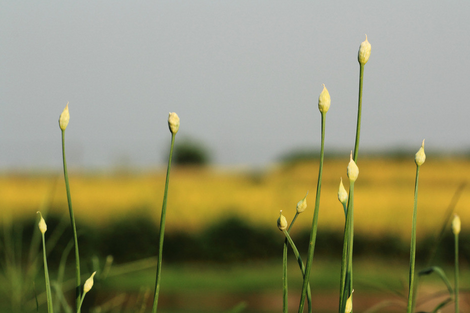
[1,157,469,238]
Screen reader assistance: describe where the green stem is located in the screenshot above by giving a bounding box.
[407,165,421,313]
[353,64,364,162]
[339,183,355,313]
[152,133,176,313]
[298,112,326,313]
[282,212,298,313]
[77,292,87,313]
[283,230,312,313]
[454,232,459,313]
[282,235,288,313]
[61,129,81,312]
[41,232,53,313]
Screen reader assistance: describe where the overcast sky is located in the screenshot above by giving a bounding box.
[1,1,470,170]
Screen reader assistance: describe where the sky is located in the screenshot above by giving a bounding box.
[1,1,470,170]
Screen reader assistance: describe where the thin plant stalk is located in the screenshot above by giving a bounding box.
[406,165,421,313]
[283,213,312,313]
[283,230,312,313]
[38,215,53,313]
[61,129,81,312]
[353,61,365,162]
[152,132,176,313]
[339,189,354,313]
[454,228,459,313]
[298,111,326,313]
[282,234,288,313]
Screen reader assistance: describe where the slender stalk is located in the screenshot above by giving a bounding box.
[298,112,326,313]
[152,133,176,313]
[454,231,459,313]
[61,129,81,312]
[353,64,364,162]
[40,230,53,313]
[283,213,312,313]
[282,213,298,313]
[283,230,312,313]
[406,165,421,313]
[77,293,86,313]
[282,235,288,313]
[339,183,355,313]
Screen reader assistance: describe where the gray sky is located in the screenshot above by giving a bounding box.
[1,1,470,170]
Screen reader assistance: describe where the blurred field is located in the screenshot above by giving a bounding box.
[1,156,469,238]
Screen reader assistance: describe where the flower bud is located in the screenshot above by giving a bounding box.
[415,140,426,166]
[452,214,461,235]
[358,35,371,65]
[277,211,288,231]
[318,84,331,113]
[59,103,70,131]
[347,152,359,182]
[338,178,348,205]
[168,112,180,134]
[345,290,354,313]
[37,211,47,234]
[83,271,96,293]
[296,192,308,213]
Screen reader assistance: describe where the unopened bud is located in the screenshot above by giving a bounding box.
[415,140,426,166]
[296,192,308,213]
[83,271,96,293]
[345,290,354,313]
[59,103,70,131]
[347,152,359,182]
[37,211,47,234]
[358,35,371,65]
[277,211,288,231]
[318,84,331,113]
[168,112,180,134]
[338,178,348,204]
[452,214,461,235]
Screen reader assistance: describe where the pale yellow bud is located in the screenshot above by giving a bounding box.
[37,211,47,234]
[452,214,461,235]
[318,84,331,113]
[277,211,288,231]
[338,178,348,204]
[345,290,354,313]
[296,192,308,213]
[83,271,96,294]
[415,140,426,166]
[168,112,180,134]
[59,103,70,131]
[347,152,359,182]
[358,35,371,65]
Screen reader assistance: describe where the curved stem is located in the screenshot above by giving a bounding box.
[152,133,176,313]
[283,230,312,313]
[298,112,326,313]
[61,129,81,312]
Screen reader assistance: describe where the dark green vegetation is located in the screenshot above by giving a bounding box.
[1,215,469,312]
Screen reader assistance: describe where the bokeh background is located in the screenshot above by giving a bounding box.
[1,1,470,312]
